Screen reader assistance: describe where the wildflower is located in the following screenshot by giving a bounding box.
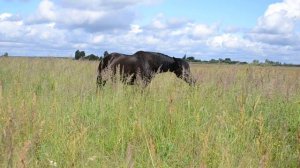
[88,156,97,161]
[48,160,57,167]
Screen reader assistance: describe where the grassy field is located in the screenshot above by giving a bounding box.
[0,57,300,167]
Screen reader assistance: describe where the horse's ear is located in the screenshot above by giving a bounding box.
[104,51,109,57]
[173,57,180,66]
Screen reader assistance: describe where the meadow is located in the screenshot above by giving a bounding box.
[0,57,300,167]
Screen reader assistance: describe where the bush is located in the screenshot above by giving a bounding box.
[84,54,100,61]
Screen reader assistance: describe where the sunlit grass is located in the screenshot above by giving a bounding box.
[0,57,300,167]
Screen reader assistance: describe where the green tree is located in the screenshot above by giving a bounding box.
[209,59,218,63]
[252,60,259,65]
[265,59,275,65]
[80,51,85,58]
[75,50,81,60]
[2,52,8,57]
[75,50,85,60]
[224,58,231,63]
[186,56,195,61]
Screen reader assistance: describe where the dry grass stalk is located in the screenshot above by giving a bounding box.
[143,129,157,168]
[18,140,32,168]
[126,143,134,168]
[2,117,14,168]
[253,96,261,112]
[199,162,207,168]
[17,120,45,167]
[259,152,268,168]
[297,130,300,168]
[0,81,2,104]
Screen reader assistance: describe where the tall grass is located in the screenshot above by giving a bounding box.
[0,57,299,167]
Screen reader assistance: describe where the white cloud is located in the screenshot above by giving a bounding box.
[144,35,160,45]
[252,0,300,38]
[91,35,105,44]
[170,23,215,38]
[239,0,300,63]
[58,0,161,10]
[208,34,250,49]
[37,0,56,21]
[241,0,300,63]
[73,43,88,49]
[265,0,300,19]
[0,20,24,38]
[0,13,13,21]
[152,19,166,29]
[129,24,143,34]
[1,0,300,63]
[206,34,266,57]
[26,0,139,32]
[150,13,167,29]
[149,14,217,40]
[188,23,217,38]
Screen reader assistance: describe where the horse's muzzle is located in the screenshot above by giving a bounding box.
[184,75,196,86]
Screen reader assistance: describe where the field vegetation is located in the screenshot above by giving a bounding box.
[0,57,300,167]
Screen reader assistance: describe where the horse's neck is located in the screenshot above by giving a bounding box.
[136,53,174,72]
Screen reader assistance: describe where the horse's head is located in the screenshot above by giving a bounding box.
[170,57,195,85]
[97,52,122,87]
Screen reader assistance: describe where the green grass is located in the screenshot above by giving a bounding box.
[0,57,300,167]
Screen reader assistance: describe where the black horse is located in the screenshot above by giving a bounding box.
[97,51,195,87]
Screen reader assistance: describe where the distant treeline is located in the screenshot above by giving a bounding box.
[74,50,102,61]
[72,50,300,67]
[1,52,8,57]
[183,55,300,67]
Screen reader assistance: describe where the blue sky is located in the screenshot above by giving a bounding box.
[138,0,280,27]
[0,0,39,14]
[0,0,299,63]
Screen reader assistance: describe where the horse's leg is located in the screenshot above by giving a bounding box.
[134,68,143,86]
[96,76,101,93]
[96,75,106,91]
[144,69,155,86]
[139,72,152,88]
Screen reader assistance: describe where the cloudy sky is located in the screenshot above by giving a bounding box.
[0,0,300,63]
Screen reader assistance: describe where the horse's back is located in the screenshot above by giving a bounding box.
[108,55,141,75]
[110,55,138,66]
